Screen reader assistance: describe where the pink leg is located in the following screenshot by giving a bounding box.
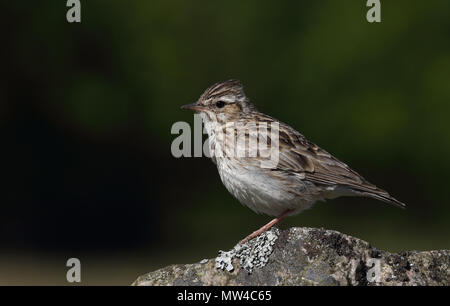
[240,209,294,245]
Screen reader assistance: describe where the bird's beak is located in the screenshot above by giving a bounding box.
[181,102,208,112]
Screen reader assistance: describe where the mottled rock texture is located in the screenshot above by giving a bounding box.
[132,227,449,286]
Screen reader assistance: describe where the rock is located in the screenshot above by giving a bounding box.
[132,227,449,286]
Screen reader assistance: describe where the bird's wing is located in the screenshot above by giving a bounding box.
[272,122,406,208]
[232,114,404,208]
[237,117,364,183]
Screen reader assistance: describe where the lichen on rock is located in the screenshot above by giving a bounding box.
[215,228,279,273]
[132,227,449,286]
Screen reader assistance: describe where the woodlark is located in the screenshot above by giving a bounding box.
[182,80,405,244]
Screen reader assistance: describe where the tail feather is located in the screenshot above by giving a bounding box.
[357,190,406,209]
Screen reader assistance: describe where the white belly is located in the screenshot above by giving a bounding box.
[202,115,324,217]
[216,158,318,216]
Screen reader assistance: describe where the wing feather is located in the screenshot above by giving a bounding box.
[239,114,405,208]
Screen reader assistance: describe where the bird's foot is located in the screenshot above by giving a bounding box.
[239,209,294,245]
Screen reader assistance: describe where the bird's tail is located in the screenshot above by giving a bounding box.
[356,189,406,209]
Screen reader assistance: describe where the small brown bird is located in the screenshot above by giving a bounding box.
[182,80,405,244]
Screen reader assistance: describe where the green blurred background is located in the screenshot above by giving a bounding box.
[1,1,449,285]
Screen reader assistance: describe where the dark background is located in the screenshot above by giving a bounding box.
[1,1,449,285]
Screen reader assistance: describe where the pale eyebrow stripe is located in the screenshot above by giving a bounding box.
[216,96,235,103]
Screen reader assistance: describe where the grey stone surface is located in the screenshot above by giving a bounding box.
[215,228,279,273]
[132,227,449,286]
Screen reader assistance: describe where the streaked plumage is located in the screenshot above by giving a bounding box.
[182,79,405,243]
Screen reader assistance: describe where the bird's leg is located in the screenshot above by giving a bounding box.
[239,209,294,245]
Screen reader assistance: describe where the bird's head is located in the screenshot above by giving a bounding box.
[181,79,256,123]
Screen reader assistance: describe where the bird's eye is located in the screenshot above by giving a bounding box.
[215,101,226,108]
